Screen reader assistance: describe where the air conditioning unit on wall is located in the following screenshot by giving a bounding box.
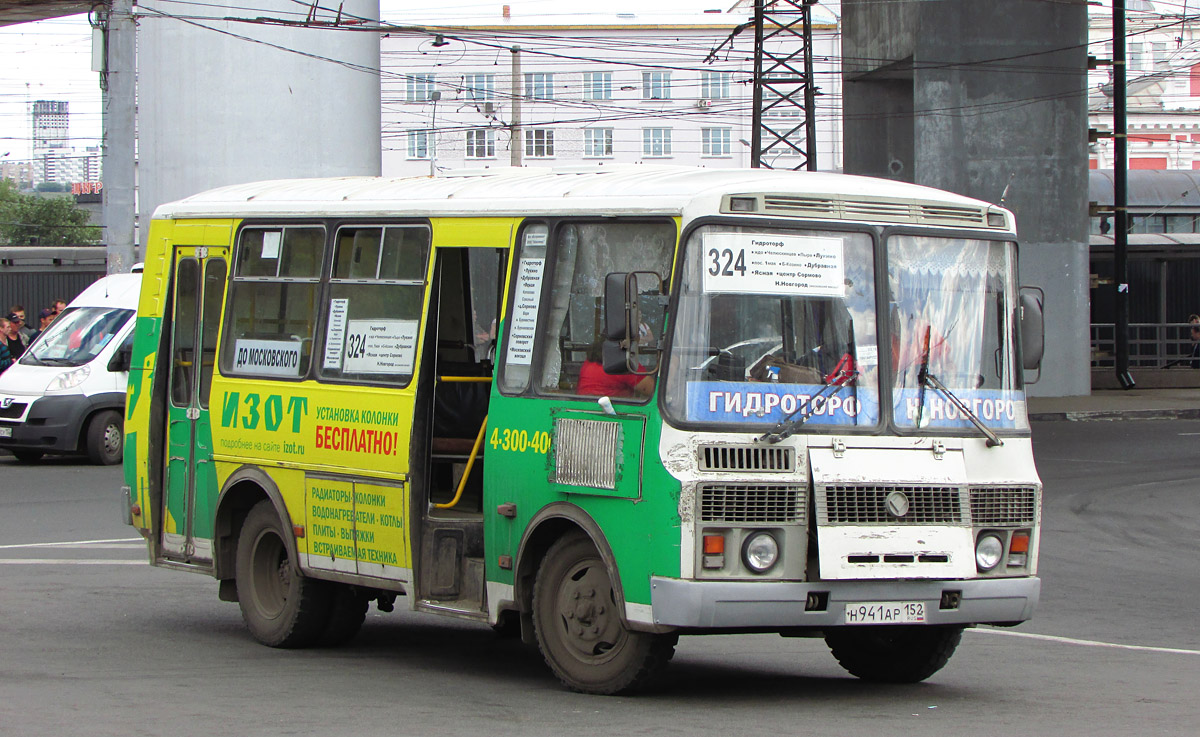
[696,99,712,109]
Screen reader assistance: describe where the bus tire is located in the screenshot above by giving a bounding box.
[824,625,963,683]
[319,585,370,647]
[532,531,677,694]
[235,500,332,648]
[85,409,124,465]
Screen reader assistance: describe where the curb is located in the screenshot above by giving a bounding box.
[1029,407,1200,422]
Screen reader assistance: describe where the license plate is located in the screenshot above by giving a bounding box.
[844,601,926,625]
[0,426,11,438]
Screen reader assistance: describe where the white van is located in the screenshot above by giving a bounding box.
[0,269,141,464]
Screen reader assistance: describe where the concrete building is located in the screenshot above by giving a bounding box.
[841,0,1090,398]
[379,7,841,176]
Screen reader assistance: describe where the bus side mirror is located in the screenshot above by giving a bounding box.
[1020,287,1045,373]
[603,271,665,375]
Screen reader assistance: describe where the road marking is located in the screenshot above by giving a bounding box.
[973,627,1200,656]
[0,537,143,550]
[0,559,145,565]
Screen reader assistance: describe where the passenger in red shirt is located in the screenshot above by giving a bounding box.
[577,360,653,398]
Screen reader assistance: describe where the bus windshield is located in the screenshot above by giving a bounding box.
[662,225,881,430]
[887,235,1027,432]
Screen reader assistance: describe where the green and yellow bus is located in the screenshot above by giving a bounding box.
[123,165,1044,693]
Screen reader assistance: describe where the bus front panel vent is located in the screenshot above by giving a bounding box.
[699,484,806,524]
[817,484,967,525]
[698,443,794,473]
[969,486,1040,527]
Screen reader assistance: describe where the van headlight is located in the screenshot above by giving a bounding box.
[45,366,90,394]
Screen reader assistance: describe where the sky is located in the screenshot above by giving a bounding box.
[0,0,785,165]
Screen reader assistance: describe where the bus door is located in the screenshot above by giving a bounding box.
[162,246,229,562]
[415,246,505,613]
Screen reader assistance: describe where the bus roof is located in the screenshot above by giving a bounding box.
[151,165,1014,232]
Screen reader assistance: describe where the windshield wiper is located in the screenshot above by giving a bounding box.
[759,381,846,444]
[915,328,1003,447]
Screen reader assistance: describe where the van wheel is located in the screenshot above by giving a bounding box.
[85,410,123,465]
[11,450,44,463]
[235,500,332,648]
[825,625,963,683]
[532,531,677,694]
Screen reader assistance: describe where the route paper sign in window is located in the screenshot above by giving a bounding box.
[342,319,419,375]
[233,338,303,377]
[702,232,845,297]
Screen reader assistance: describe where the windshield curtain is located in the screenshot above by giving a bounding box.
[21,306,134,367]
[663,225,880,429]
[887,235,1027,432]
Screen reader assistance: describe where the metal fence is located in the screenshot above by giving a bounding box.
[1091,322,1200,368]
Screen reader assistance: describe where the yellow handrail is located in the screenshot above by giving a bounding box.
[438,375,493,383]
[433,414,488,510]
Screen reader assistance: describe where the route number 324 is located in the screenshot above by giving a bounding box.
[708,247,747,277]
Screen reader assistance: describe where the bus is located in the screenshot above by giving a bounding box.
[122,165,1045,694]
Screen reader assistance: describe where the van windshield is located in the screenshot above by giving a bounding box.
[21,307,134,367]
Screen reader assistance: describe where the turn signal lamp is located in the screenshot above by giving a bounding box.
[1008,530,1030,567]
[702,534,725,570]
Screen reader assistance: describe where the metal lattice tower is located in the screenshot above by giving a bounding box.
[751,0,818,171]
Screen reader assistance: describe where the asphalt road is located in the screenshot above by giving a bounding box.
[1,421,1197,736]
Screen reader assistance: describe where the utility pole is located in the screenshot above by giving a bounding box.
[1114,0,1135,388]
[99,0,137,274]
[750,0,818,170]
[510,46,523,167]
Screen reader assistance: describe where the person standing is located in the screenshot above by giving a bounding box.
[0,318,17,371]
[7,305,34,344]
[30,308,55,341]
[3,312,27,359]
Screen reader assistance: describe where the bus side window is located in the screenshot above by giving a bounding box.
[534,220,675,398]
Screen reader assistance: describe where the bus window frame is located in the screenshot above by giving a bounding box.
[877,224,1028,440]
[660,215,885,435]
[315,219,433,390]
[496,216,678,402]
[220,221,329,383]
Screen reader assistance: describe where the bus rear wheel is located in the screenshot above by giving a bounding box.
[824,625,963,683]
[235,500,332,648]
[532,532,677,694]
[319,584,370,647]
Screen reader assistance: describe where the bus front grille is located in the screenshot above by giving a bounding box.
[969,486,1039,526]
[817,485,966,525]
[699,484,806,524]
[698,444,795,473]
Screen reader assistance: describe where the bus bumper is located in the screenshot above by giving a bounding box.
[647,576,1040,629]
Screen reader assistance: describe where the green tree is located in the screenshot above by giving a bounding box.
[0,179,102,246]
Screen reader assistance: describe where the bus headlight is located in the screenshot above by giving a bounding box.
[975,533,1004,571]
[742,532,779,573]
[45,366,90,394]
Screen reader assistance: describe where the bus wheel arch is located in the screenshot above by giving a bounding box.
[213,467,294,583]
[514,503,628,629]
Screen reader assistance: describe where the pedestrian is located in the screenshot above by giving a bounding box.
[1189,314,1200,369]
[0,318,16,372]
[7,305,34,344]
[31,308,55,341]
[52,299,67,317]
[3,312,27,359]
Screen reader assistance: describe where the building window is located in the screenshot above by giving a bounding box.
[700,71,731,100]
[464,73,495,101]
[583,71,612,101]
[466,129,496,158]
[642,71,671,100]
[702,127,731,157]
[525,72,555,100]
[406,73,436,102]
[762,89,803,117]
[584,128,613,157]
[642,127,672,157]
[407,130,430,159]
[525,128,555,158]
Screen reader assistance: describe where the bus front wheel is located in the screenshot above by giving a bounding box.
[235,500,332,648]
[532,532,677,694]
[824,625,963,683]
